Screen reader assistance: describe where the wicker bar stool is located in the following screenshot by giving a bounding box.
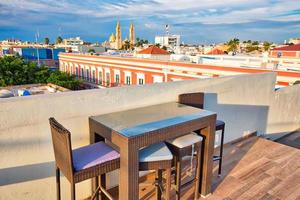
[49,118,120,200]
[139,142,173,200]
[167,134,203,200]
[178,92,226,176]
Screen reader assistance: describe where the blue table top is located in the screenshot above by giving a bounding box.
[91,102,216,138]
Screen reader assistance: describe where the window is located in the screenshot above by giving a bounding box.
[106,72,110,86]
[86,69,90,81]
[136,73,145,85]
[92,70,96,83]
[138,78,144,85]
[115,74,120,84]
[81,68,84,78]
[126,76,131,85]
[98,71,103,85]
[75,67,78,77]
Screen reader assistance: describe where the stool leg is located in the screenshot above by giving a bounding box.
[165,168,171,200]
[175,157,182,200]
[156,170,163,200]
[199,135,205,194]
[71,183,75,200]
[99,174,106,200]
[194,147,202,200]
[174,156,178,185]
[218,126,225,176]
[56,167,61,200]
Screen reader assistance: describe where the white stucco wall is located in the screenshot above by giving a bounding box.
[0,72,299,200]
[266,84,300,139]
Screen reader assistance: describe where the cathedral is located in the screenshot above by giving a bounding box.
[105,22,135,50]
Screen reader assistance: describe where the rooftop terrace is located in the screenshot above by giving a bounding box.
[0,72,299,199]
[107,136,300,200]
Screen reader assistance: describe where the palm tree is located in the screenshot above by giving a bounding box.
[44,37,50,45]
[123,40,130,50]
[56,36,63,44]
[263,41,271,51]
[227,38,240,53]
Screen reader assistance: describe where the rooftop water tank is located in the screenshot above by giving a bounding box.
[0,89,14,98]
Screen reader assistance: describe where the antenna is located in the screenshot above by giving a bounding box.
[165,24,169,36]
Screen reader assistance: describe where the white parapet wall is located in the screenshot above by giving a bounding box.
[266,83,300,139]
[0,72,299,199]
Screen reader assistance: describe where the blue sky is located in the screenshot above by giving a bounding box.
[0,0,300,44]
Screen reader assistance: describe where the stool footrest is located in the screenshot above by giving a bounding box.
[213,155,221,161]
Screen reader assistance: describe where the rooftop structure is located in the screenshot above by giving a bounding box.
[0,72,299,199]
[0,83,69,98]
[206,48,226,55]
[63,37,84,46]
[289,38,300,45]
[137,45,169,55]
[155,34,181,48]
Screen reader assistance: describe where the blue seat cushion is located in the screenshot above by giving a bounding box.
[72,142,120,171]
[216,120,225,127]
[139,142,173,162]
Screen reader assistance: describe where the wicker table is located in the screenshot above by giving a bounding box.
[89,102,216,200]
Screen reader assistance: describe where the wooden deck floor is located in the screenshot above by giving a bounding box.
[108,136,300,200]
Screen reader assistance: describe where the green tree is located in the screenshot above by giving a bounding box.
[46,71,81,90]
[227,38,240,52]
[0,56,81,90]
[123,40,130,50]
[245,44,259,53]
[88,48,95,53]
[135,38,149,47]
[263,41,271,51]
[44,37,50,45]
[162,46,167,50]
[56,36,63,44]
[293,80,300,85]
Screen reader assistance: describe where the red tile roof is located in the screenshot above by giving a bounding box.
[272,44,300,51]
[206,48,225,55]
[137,46,169,55]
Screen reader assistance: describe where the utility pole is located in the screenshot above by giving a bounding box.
[35,30,40,67]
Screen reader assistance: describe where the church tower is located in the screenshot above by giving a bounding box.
[129,23,135,48]
[115,21,122,49]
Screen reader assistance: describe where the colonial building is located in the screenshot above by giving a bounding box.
[59,53,300,87]
[270,44,300,58]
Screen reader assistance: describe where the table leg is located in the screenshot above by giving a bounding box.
[89,123,105,199]
[119,141,139,200]
[199,122,216,197]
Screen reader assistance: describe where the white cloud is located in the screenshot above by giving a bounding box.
[0,0,299,25]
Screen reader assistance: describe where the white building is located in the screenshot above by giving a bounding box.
[289,38,300,45]
[155,35,181,47]
[63,37,84,46]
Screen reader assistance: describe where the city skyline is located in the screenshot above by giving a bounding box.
[0,0,300,44]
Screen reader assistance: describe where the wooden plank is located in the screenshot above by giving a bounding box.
[104,136,300,200]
